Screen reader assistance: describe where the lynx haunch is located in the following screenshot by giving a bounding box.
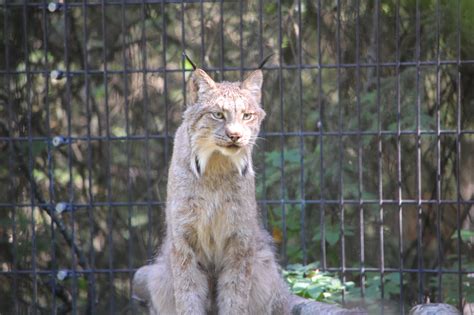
[133,63,290,315]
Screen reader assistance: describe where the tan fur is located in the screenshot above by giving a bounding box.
[133,68,290,315]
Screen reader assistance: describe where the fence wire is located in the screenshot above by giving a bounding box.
[1,0,473,314]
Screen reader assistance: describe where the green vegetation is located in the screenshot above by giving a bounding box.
[284,263,354,304]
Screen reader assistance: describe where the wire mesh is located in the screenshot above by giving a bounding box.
[0,0,473,314]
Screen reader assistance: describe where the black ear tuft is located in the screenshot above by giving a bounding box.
[258,53,274,69]
[183,52,197,70]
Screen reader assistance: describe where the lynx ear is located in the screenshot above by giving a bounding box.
[187,69,216,105]
[183,53,216,105]
[241,70,263,102]
[186,73,199,105]
[194,69,216,93]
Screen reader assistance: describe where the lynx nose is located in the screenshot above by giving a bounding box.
[226,130,242,142]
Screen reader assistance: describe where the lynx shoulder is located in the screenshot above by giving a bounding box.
[133,62,290,315]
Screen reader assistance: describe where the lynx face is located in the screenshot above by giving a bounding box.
[184,69,266,176]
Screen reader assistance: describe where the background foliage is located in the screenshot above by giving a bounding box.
[1,0,473,313]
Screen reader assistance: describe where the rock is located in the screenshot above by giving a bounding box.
[289,295,367,315]
[409,303,461,315]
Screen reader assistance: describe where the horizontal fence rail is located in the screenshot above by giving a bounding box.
[1,0,473,314]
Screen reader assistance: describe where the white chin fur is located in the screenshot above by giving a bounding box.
[191,145,214,177]
[216,146,241,156]
[192,145,251,177]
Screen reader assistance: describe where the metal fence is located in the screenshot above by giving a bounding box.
[1,0,473,314]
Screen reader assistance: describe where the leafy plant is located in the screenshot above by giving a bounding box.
[283,262,355,304]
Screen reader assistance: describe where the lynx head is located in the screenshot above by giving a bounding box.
[183,67,266,177]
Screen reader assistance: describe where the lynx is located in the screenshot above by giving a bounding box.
[132,58,290,315]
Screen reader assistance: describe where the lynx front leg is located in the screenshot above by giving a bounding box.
[170,238,208,315]
[217,237,254,315]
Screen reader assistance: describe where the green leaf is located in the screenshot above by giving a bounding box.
[184,58,195,71]
[292,281,310,292]
[451,229,474,241]
[307,285,324,299]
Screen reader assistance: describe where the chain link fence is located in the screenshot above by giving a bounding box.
[1,0,473,314]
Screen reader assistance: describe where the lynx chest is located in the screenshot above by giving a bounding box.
[192,176,247,267]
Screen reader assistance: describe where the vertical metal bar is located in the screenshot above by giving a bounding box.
[434,0,443,303]
[41,1,57,311]
[161,0,170,169]
[22,0,38,312]
[238,0,243,81]
[4,2,19,313]
[415,0,423,304]
[296,0,307,265]
[62,0,77,311]
[395,0,404,312]
[375,0,384,312]
[101,0,114,312]
[277,0,287,265]
[455,0,463,310]
[180,1,187,104]
[258,0,268,229]
[120,0,133,309]
[140,0,153,265]
[336,0,346,302]
[317,0,326,270]
[219,0,224,81]
[355,0,365,299]
[200,0,205,66]
[82,0,96,312]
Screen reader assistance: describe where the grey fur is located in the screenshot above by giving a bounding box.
[133,68,290,315]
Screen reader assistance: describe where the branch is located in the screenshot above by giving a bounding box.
[1,117,96,313]
[363,1,379,92]
[16,156,90,272]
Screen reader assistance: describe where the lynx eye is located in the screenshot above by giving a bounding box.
[242,113,254,121]
[211,112,225,120]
